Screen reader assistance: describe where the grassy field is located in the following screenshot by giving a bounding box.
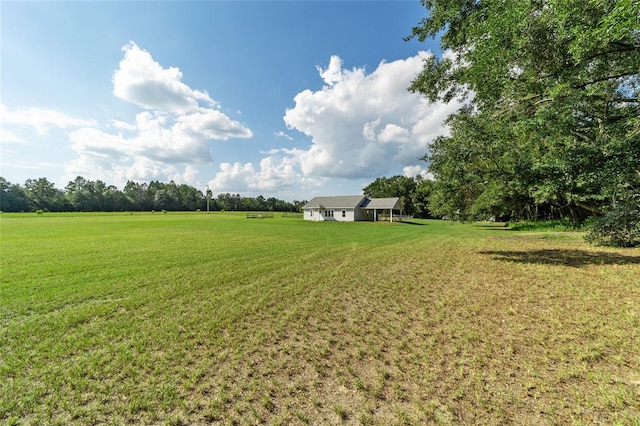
[1,212,639,425]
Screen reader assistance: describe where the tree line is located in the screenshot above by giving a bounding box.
[0,176,304,213]
[0,174,438,217]
[362,175,435,218]
[406,0,639,246]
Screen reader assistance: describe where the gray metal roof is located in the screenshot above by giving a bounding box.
[302,195,401,210]
[302,195,366,209]
[359,197,401,210]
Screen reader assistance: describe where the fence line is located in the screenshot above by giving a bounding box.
[377,214,413,222]
[246,212,274,219]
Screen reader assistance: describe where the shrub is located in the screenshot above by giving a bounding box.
[585,196,640,248]
[509,218,578,232]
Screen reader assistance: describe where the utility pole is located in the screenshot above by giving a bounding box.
[206,185,210,214]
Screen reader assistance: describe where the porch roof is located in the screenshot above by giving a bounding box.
[359,197,401,210]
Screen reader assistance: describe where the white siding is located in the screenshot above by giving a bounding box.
[303,208,356,221]
[335,209,355,221]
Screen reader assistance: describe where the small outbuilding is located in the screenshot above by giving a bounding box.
[302,195,403,222]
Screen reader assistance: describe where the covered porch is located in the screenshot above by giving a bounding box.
[358,198,403,222]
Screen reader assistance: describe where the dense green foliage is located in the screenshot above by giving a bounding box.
[585,192,640,247]
[408,0,640,243]
[0,176,303,213]
[363,175,435,217]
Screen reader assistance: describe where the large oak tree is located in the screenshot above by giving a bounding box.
[408,0,639,237]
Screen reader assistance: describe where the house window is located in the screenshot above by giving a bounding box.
[310,211,313,217]
[326,210,334,218]
[342,210,346,218]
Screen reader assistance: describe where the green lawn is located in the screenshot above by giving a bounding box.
[1,212,639,425]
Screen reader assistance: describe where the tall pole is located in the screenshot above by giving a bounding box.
[206,185,210,214]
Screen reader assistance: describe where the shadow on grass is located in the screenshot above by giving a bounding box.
[474,223,511,229]
[400,220,426,226]
[480,249,640,267]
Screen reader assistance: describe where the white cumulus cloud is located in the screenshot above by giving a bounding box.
[283,52,462,179]
[71,111,212,164]
[208,153,324,196]
[207,52,459,196]
[113,42,215,114]
[403,165,433,180]
[64,42,253,187]
[175,109,252,140]
[378,124,410,144]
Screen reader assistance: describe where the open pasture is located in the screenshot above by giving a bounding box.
[1,212,639,425]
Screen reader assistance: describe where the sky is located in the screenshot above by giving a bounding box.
[1,1,461,201]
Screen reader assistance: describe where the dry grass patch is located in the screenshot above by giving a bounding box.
[171,232,639,424]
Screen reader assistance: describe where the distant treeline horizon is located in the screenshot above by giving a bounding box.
[0,176,306,213]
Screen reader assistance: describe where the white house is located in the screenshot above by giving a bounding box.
[302,195,403,222]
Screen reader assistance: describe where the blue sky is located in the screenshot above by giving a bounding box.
[1,1,460,201]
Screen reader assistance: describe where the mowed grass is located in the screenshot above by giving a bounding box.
[1,212,639,425]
